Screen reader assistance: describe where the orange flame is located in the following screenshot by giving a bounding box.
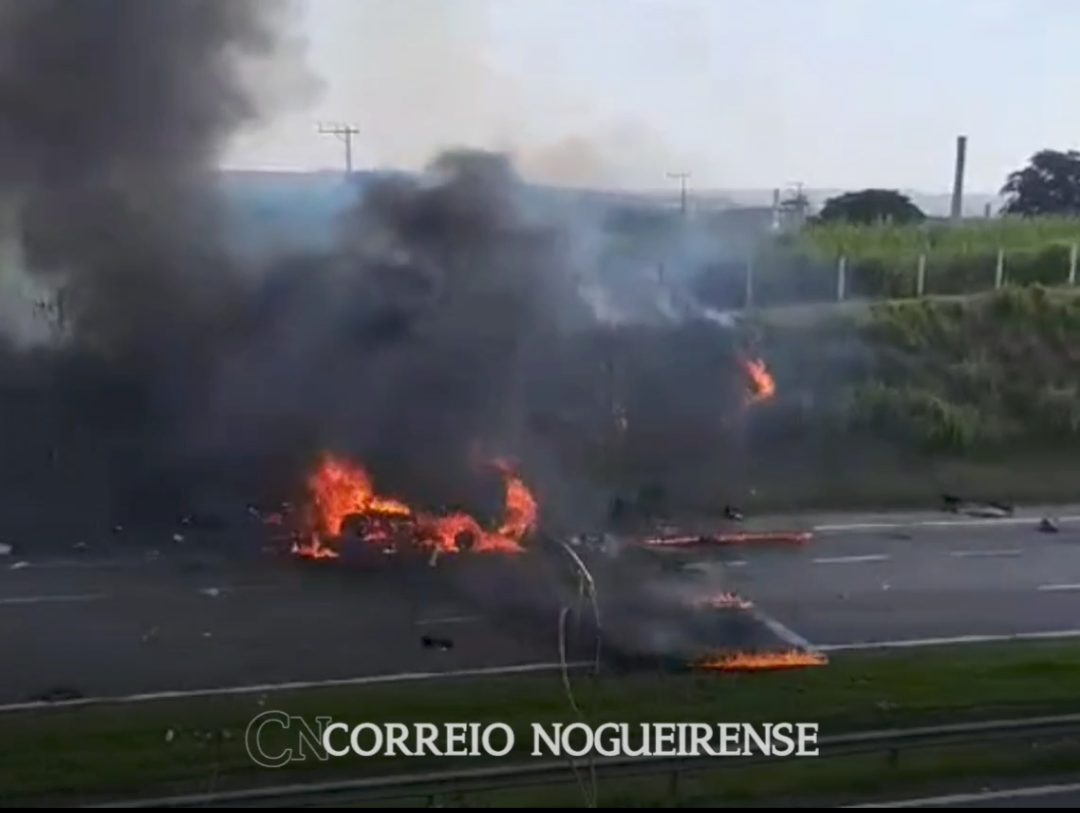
[306,453,412,538]
[695,650,828,672]
[293,453,536,560]
[493,464,539,541]
[741,356,776,405]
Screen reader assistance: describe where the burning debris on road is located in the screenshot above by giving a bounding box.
[291,453,538,561]
[695,650,829,672]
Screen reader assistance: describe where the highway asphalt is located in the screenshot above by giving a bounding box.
[3,506,1080,705]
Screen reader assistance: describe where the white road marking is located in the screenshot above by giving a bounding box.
[847,780,1080,808]
[0,592,107,606]
[414,615,482,626]
[1037,583,1080,592]
[3,558,142,571]
[819,628,1080,652]
[815,514,1080,533]
[950,548,1022,558]
[0,661,594,714]
[813,554,891,565]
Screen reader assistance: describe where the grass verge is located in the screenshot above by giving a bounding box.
[3,640,1080,804]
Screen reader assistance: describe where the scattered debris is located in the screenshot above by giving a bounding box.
[1038,517,1060,534]
[644,530,811,547]
[141,626,159,643]
[694,592,753,611]
[722,505,745,522]
[172,533,185,543]
[10,561,30,570]
[72,541,88,552]
[164,728,176,743]
[941,494,1014,518]
[32,686,84,703]
[198,587,222,598]
[112,524,125,534]
[202,631,213,638]
[421,634,454,651]
[0,542,12,556]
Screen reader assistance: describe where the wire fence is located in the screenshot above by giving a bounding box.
[698,240,1080,311]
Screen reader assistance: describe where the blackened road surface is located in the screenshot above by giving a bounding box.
[3,507,1080,705]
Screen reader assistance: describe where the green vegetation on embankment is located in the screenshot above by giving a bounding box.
[4,641,1080,804]
[694,218,1080,308]
[720,286,1080,512]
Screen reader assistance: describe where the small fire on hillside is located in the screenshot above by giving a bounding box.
[741,356,776,406]
[291,453,538,561]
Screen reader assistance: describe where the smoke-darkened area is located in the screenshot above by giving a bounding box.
[0,0,295,531]
[0,1,750,542]
[4,0,1040,552]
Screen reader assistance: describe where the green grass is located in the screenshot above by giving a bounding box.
[749,288,1080,455]
[717,217,1080,306]
[805,216,1080,263]
[5,641,1080,804]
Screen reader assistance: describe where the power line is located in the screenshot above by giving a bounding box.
[317,122,360,175]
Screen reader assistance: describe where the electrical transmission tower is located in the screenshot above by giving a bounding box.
[317,122,360,175]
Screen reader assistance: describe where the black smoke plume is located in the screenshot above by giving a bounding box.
[0,0,296,530]
[0,0,605,535]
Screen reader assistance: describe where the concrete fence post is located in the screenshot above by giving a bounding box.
[1069,243,1078,286]
[916,254,927,297]
[837,255,847,302]
[995,248,1005,289]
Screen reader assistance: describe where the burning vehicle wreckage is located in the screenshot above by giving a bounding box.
[260,353,824,676]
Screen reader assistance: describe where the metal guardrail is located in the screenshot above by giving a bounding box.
[102,713,1080,808]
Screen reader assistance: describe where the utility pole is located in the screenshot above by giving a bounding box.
[667,171,691,215]
[950,135,967,221]
[318,122,360,175]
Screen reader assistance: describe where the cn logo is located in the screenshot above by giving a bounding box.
[244,710,333,768]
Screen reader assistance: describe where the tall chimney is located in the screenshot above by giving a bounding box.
[950,135,967,221]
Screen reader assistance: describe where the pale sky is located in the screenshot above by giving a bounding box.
[225,0,1080,193]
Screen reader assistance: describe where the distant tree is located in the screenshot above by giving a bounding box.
[817,189,925,225]
[1001,150,1080,216]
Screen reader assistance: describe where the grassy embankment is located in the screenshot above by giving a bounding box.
[4,641,1080,804]
[690,216,1080,309]
[716,285,1080,513]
